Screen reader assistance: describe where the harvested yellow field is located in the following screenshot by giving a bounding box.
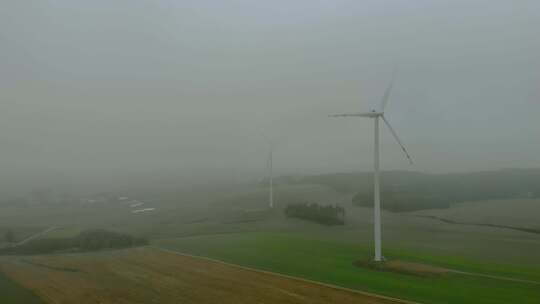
[0,247,407,304]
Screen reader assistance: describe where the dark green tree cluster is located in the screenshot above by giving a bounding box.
[1,237,78,255]
[284,203,345,225]
[0,229,148,255]
[77,229,148,251]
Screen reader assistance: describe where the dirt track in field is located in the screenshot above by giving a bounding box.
[0,247,413,304]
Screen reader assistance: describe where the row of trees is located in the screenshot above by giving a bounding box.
[77,229,147,251]
[0,229,148,255]
[284,203,345,225]
[279,170,540,211]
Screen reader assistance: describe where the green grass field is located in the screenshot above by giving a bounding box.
[2,184,540,303]
[155,232,540,304]
[0,271,44,304]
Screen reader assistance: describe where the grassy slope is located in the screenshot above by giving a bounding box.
[155,232,540,304]
[411,198,540,229]
[0,272,44,304]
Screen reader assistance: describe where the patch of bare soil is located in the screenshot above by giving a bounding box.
[354,259,451,277]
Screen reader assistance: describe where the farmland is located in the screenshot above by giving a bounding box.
[155,232,540,304]
[0,247,404,304]
[411,198,540,230]
[0,271,44,304]
[1,177,540,303]
[0,226,45,247]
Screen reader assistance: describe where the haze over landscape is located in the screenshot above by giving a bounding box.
[2,0,539,194]
[1,1,540,304]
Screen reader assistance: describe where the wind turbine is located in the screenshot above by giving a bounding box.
[261,134,275,209]
[329,71,413,262]
[267,146,274,209]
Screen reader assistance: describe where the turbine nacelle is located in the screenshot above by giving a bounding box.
[328,68,412,165]
[369,110,384,117]
[329,111,383,118]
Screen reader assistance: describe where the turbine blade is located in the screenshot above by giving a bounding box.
[382,115,413,165]
[380,66,397,111]
[329,112,375,117]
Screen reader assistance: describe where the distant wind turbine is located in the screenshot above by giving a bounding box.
[261,134,275,209]
[329,70,413,262]
[267,146,274,209]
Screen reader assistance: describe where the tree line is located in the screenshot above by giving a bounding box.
[284,202,345,225]
[0,229,148,255]
[276,169,540,212]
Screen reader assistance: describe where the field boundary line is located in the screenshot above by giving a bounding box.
[150,246,421,304]
[449,270,540,285]
[414,215,540,235]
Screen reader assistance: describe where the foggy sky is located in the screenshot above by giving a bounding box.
[1,0,539,193]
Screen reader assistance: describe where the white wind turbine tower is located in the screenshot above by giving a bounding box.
[261,135,275,209]
[267,146,274,209]
[329,71,413,262]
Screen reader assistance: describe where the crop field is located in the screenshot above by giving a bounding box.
[0,246,407,304]
[0,271,44,304]
[155,232,540,304]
